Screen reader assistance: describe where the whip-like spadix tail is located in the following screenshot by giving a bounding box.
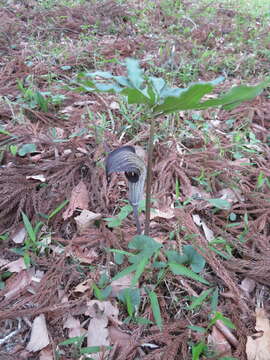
[105,146,146,234]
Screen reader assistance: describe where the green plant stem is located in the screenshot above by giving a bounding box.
[144,118,155,235]
[133,205,142,234]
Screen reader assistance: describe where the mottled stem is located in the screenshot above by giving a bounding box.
[144,119,155,235]
[133,205,142,234]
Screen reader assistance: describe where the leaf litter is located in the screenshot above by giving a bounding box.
[0,1,270,359]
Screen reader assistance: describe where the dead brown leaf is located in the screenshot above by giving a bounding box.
[86,300,120,324]
[27,314,50,352]
[108,326,132,349]
[150,207,175,220]
[63,180,89,220]
[74,209,102,234]
[86,300,115,360]
[74,279,92,293]
[68,246,99,264]
[110,274,133,297]
[63,315,86,338]
[3,269,33,299]
[240,277,256,295]
[193,214,214,242]
[10,223,26,244]
[3,257,27,273]
[246,308,270,360]
[39,346,53,360]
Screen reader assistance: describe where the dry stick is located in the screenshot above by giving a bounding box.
[144,118,155,235]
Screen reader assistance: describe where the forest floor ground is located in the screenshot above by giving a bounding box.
[0,0,270,359]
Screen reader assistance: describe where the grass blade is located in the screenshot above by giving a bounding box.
[148,290,162,329]
[169,263,210,285]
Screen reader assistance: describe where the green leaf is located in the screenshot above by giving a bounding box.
[188,325,206,333]
[59,335,85,346]
[192,341,207,360]
[104,217,122,228]
[114,76,131,87]
[154,82,215,114]
[86,70,114,79]
[207,198,231,210]
[121,87,150,104]
[118,204,133,220]
[188,288,214,310]
[111,263,137,281]
[93,283,112,300]
[229,212,237,221]
[80,346,112,354]
[9,145,17,156]
[126,58,144,89]
[61,65,71,70]
[169,263,209,285]
[95,82,122,93]
[135,316,152,325]
[23,251,31,268]
[211,287,219,312]
[131,256,149,285]
[0,126,12,136]
[165,250,188,264]
[21,212,36,243]
[148,290,162,329]
[200,80,270,110]
[154,77,270,114]
[34,91,48,112]
[18,143,37,156]
[114,252,124,265]
[183,245,206,273]
[117,287,141,316]
[149,77,166,95]
[129,235,162,258]
[48,199,69,219]
[208,312,235,330]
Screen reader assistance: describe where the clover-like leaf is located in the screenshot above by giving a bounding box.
[183,245,206,273]
[18,143,37,156]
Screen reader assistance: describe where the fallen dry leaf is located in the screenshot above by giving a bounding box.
[74,279,92,293]
[86,300,116,360]
[108,326,132,349]
[11,225,26,244]
[0,258,9,267]
[27,314,50,352]
[74,209,102,234]
[246,308,270,360]
[26,174,46,182]
[189,186,211,200]
[109,101,120,110]
[218,187,244,203]
[150,208,175,220]
[64,315,86,338]
[86,300,120,324]
[4,269,33,299]
[69,246,99,264]
[110,274,133,297]
[39,346,53,360]
[4,257,27,273]
[134,145,147,163]
[192,214,214,242]
[240,277,256,294]
[63,180,89,220]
